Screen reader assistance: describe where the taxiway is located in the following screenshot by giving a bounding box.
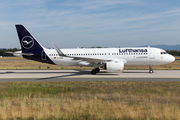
[0,70,179,82]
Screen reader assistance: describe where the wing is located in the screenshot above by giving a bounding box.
[52,43,112,64]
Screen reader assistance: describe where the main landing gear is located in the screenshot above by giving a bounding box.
[149,65,153,73]
[91,68,100,75]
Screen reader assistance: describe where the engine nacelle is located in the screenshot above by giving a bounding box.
[104,60,124,72]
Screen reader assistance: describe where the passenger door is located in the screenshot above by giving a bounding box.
[149,49,155,59]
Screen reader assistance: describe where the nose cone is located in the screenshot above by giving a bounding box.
[169,55,175,63]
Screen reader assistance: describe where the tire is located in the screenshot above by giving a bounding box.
[95,68,100,73]
[91,70,96,75]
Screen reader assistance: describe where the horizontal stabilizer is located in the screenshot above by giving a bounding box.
[6,51,34,56]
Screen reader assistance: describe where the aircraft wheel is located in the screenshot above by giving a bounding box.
[95,68,100,73]
[149,65,153,73]
[91,70,96,75]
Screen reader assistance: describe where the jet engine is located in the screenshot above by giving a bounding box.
[104,60,124,72]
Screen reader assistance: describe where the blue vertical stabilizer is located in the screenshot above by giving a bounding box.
[15,25,55,64]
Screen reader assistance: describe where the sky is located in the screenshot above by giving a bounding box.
[0,0,180,48]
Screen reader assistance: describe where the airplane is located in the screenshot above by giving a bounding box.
[10,24,175,75]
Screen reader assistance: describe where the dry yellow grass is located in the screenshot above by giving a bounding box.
[0,94,180,119]
[0,81,180,119]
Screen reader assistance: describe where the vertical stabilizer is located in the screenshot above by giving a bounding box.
[15,25,55,64]
[15,25,44,51]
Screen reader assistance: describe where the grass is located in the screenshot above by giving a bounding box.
[0,57,180,70]
[0,57,180,119]
[0,81,180,119]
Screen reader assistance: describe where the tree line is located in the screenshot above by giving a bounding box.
[0,48,180,57]
[0,48,21,56]
[166,50,180,56]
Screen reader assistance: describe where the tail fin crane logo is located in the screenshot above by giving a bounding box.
[23,40,32,45]
[21,36,34,49]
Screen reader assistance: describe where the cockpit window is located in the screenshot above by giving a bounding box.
[161,52,168,55]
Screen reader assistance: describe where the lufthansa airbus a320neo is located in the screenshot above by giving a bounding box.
[11,25,175,74]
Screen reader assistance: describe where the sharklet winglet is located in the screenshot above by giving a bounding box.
[52,43,66,57]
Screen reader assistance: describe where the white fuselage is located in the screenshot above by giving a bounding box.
[42,47,175,66]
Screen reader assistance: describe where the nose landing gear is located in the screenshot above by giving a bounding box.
[149,65,153,73]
